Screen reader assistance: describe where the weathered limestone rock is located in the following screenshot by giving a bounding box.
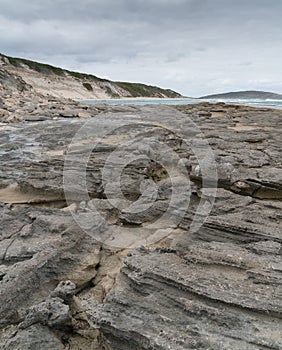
[0,101,281,349]
[0,108,9,117]
[85,244,282,350]
[2,325,64,350]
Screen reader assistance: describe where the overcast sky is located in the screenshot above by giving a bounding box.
[0,0,281,96]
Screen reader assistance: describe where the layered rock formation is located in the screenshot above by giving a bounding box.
[0,97,281,349]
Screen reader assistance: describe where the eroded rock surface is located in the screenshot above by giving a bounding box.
[0,101,281,349]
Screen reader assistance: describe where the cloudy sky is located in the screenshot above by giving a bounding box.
[0,0,281,96]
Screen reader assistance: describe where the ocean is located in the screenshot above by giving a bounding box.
[81,98,282,110]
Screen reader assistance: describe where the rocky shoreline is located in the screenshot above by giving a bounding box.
[0,90,281,349]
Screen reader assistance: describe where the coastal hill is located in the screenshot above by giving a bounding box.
[200,90,282,100]
[0,53,181,100]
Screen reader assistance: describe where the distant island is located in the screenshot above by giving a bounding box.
[200,90,282,100]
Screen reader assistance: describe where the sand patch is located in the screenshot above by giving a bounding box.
[211,112,226,118]
[0,183,63,204]
[228,123,274,131]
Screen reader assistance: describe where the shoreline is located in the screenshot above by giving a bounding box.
[78,96,282,110]
[79,96,195,101]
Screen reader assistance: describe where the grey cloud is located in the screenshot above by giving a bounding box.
[2,0,281,25]
[0,0,281,96]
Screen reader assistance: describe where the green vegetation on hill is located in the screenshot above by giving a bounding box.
[5,55,66,76]
[2,53,107,82]
[116,82,181,98]
[82,82,93,91]
[66,70,107,82]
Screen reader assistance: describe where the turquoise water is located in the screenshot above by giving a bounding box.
[81,98,199,106]
[80,98,282,110]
